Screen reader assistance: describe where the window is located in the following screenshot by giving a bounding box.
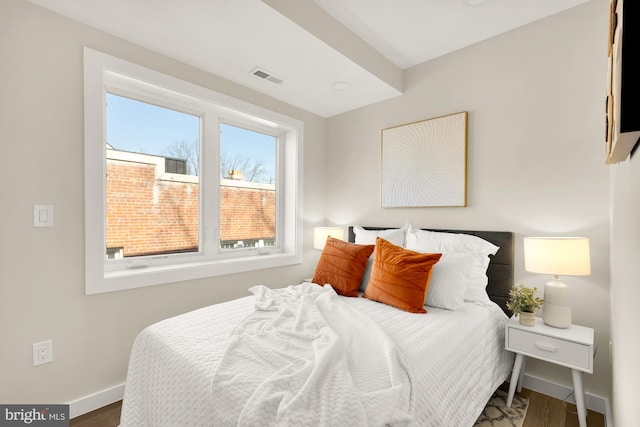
[165,158,187,175]
[84,48,303,294]
[106,93,201,258]
[219,123,277,250]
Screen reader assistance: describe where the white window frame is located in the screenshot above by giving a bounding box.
[84,48,303,295]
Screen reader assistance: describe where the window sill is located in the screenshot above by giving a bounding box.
[87,252,302,295]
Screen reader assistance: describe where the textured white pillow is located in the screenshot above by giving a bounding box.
[424,253,468,310]
[354,226,406,291]
[405,224,499,256]
[405,224,498,303]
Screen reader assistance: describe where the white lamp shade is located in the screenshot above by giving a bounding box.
[313,227,345,250]
[523,237,591,276]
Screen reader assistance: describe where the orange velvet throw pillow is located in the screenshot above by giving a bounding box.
[312,237,375,297]
[364,237,442,313]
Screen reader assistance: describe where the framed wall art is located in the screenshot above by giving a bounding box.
[381,111,467,208]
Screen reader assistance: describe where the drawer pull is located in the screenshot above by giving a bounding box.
[535,342,557,352]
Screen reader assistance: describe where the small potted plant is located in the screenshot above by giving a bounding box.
[507,284,543,326]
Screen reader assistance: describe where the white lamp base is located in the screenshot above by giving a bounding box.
[543,302,571,328]
[543,278,571,329]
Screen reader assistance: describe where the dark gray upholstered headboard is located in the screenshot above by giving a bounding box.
[347,227,514,316]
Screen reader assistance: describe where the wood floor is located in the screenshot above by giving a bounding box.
[70,386,606,427]
[70,401,121,427]
[497,384,605,427]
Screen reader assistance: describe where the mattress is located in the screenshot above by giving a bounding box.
[119,284,513,427]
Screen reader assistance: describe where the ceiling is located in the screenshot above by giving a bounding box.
[28,0,590,117]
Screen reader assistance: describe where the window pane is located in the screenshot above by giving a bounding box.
[219,123,276,249]
[105,93,200,258]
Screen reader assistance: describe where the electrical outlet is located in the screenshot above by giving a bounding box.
[33,340,53,366]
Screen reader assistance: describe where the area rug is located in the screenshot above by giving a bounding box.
[473,389,529,427]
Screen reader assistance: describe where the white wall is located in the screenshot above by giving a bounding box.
[326,0,611,398]
[609,157,640,424]
[1,0,622,417]
[0,0,326,404]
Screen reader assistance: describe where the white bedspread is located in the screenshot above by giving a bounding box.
[211,283,413,426]
[119,283,513,427]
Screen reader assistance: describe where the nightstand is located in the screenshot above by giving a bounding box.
[505,316,594,427]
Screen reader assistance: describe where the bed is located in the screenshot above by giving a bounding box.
[119,226,515,427]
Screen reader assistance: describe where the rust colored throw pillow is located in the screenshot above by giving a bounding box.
[364,237,442,313]
[312,237,375,297]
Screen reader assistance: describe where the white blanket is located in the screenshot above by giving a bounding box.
[119,284,513,427]
[210,283,414,426]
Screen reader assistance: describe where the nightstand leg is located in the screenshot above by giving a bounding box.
[571,369,587,427]
[517,356,526,393]
[507,353,524,407]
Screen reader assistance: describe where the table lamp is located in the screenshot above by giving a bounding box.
[313,226,345,250]
[523,237,591,328]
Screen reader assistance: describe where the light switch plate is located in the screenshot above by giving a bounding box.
[33,204,53,227]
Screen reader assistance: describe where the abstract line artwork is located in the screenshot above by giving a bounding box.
[381,112,467,208]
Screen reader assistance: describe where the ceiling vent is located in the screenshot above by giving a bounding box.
[250,67,283,85]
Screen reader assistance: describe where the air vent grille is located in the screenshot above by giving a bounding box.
[250,67,283,85]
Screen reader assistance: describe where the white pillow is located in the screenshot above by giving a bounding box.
[359,256,375,292]
[405,224,497,303]
[353,225,406,246]
[460,252,492,303]
[405,224,499,256]
[354,226,406,292]
[424,253,469,310]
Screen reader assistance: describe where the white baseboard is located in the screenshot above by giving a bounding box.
[520,373,610,422]
[67,383,125,419]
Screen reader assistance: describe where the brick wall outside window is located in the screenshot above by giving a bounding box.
[220,184,276,242]
[106,153,275,258]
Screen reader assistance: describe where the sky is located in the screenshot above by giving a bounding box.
[106,93,276,182]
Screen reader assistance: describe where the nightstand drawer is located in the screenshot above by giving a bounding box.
[507,328,591,371]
